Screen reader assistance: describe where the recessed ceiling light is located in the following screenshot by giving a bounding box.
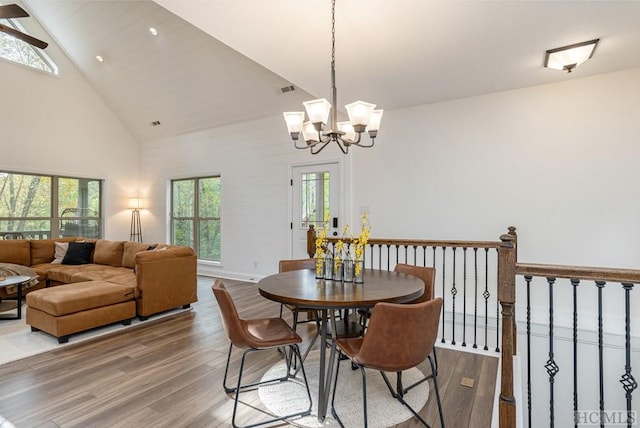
[149,27,158,36]
[95,55,104,63]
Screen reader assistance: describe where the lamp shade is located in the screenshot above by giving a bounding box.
[544,39,599,72]
[337,121,356,142]
[367,110,384,132]
[303,98,331,125]
[301,121,319,143]
[283,112,305,134]
[128,198,142,210]
[345,101,376,126]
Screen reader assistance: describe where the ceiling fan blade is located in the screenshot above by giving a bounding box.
[0,4,29,19]
[0,23,48,49]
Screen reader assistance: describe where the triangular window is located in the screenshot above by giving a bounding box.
[0,16,58,75]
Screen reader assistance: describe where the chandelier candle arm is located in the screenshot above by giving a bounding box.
[282,0,382,155]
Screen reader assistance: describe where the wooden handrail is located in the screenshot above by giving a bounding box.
[516,262,640,283]
[305,225,501,257]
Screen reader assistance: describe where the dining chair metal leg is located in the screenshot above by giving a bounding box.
[400,347,439,395]
[377,356,444,427]
[223,343,313,428]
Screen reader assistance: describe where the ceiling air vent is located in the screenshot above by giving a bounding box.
[150,120,161,126]
[280,85,295,93]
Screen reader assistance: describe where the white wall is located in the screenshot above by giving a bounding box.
[352,67,640,269]
[0,47,140,240]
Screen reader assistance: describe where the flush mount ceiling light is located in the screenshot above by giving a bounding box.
[544,38,599,73]
[95,55,104,63]
[149,27,158,36]
[283,0,382,155]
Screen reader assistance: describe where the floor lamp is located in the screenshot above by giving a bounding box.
[129,198,142,242]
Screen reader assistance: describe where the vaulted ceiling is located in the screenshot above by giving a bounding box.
[20,0,640,143]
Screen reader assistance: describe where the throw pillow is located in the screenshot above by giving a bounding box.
[51,242,69,264]
[61,242,95,265]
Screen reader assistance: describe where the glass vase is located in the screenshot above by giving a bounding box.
[324,254,333,280]
[354,260,364,284]
[315,257,325,279]
[333,258,343,281]
[343,257,354,282]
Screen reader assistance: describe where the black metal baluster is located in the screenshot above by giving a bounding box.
[462,247,467,347]
[546,277,559,428]
[473,247,478,349]
[412,245,417,266]
[451,247,457,346]
[571,278,580,428]
[596,280,605,428]
[483,247,489,351]
[525,275,532,428]
[393,245,398,270]
[620,283,637,428]
[441,246,447,343]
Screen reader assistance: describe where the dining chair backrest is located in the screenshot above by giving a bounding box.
[394,263,435,304]
[279,258,316,273]
[212,279,254,349]
[354,297,442,372]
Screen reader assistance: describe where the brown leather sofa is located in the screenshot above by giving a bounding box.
[0,238,198,319]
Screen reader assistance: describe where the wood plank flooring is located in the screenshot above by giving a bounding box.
[0,277,497,428]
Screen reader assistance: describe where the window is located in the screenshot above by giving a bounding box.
[0,15,58,75]
[0,172,102,239]
[171,176,221,262]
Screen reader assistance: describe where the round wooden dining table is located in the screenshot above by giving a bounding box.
[258,268,424,422]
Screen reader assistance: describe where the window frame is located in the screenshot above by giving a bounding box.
[0,16,59,76]
[170,175,221,262]
[0,171,103,240]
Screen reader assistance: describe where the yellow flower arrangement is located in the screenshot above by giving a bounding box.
[353,211,370,278]
[334,224,350,272]
[315,213,330,276]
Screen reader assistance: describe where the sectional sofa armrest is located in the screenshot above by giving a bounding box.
[134,247,198,317]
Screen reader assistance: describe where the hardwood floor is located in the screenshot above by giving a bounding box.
[0,277,497,428]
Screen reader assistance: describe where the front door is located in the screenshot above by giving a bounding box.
[291,162,341,259]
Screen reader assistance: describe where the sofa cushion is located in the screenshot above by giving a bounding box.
[62,242,95,265]
[26,281,136,316]
[0,239,30,266]
[51,242,69,264]
[122,242,155,269]
[30,238,77,265]
[93,240,125,267]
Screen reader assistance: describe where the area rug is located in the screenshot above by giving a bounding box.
[0,303,192,366]
[258,351,429,427]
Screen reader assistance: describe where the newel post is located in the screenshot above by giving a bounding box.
[307,225,316,258]
[498,228,517,428]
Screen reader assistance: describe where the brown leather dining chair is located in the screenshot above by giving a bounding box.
[331,298,445,428]
[211,279,312,428]
[278,258,321,371]
[278,258,318,328]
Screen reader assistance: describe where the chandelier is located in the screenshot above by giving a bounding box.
[283,0,383,155]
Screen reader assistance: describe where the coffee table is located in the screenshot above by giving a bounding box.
[0,275,32,320]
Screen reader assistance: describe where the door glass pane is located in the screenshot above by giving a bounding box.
[300,172,330,228]
[173,179,195,217]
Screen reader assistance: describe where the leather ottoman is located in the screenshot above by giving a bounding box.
[26,281,136,343]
